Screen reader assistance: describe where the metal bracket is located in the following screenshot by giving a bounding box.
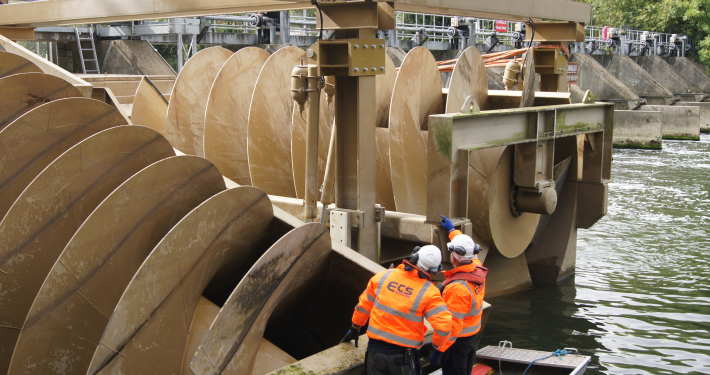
[330,209,366,248]
[460,96,480,114]
[582,90,596,104]
[375,205,386,223]
[308,39,386,77]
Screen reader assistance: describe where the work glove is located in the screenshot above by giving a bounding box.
[340,324,361,347]
[439,215,455,233]
[429,349,443,366]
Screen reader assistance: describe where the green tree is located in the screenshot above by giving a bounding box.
[580,0,710,71]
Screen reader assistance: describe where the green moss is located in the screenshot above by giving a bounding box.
[700,128,710,134]
[431,120,453,159]
[662,135,701,141]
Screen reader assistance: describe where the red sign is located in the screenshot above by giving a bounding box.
[495,20,508,33]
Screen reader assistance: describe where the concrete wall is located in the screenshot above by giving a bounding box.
[569,84,586,103]
[592,55,675,105]
[673,102,710,133]
[613,110,662,149]
[632,56,701,99]
[569,54,642,110]
[97,40,176,76]
[642,105,700,140]
[487,66,505,90]
[663,57,710,93]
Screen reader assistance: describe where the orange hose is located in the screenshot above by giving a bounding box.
[396,45,570,72]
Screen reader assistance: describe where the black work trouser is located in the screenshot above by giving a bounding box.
[365,350,420,375]
[440,334,478,375]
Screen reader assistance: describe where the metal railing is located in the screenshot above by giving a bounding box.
[571,25,690,57]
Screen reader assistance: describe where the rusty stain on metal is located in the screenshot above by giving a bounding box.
[0,72,82,130]
[190,223,331,375]
[9,155,225,375]
[87,187,273,374]
[0,98,128,220]
[0,126,175,374]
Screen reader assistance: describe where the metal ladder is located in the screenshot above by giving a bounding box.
[74,27,100,74]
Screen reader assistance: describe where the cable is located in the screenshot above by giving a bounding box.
[311,0,324,39]
[525,17,536,48]
[518,18,536,88]
[521,349,575,375]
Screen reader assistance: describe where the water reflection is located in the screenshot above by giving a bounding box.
[481,136,710,374]
[481,277,608,373]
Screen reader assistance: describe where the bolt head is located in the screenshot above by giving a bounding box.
[371,44,376,49]
[372,67,376,71]
[380,66,385,71]
[363,44,368,49]
[354,67,359,72]
[381,44,385,48]
[307,49,315,58]
[364,67,369,72]
[354,44,359,49]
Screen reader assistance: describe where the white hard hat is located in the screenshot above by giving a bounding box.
[447,235,481,263]
[412,245,443,274]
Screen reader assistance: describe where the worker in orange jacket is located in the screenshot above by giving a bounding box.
[437,215,486,375]
[340,245,453,375]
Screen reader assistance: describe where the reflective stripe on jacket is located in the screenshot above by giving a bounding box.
[439,230,486,352]
[352,264,452,350]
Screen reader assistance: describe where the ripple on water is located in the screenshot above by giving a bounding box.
[480,137,710,374]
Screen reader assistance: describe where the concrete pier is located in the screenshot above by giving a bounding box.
[96,40,176,76]
[673,102,710,133]
[487,66,506,90]
[632,56,707,102]
[570,54,643,110]
[613,110,663,149]
[642,105,701,140]
[663,57,710,95]
[592,55,676,106]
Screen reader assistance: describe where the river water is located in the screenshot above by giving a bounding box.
[480,136,710,374]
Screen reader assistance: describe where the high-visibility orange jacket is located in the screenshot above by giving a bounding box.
[439,230,486,352]
[352,264,452,350]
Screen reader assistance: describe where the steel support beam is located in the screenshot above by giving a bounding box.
[0,0,590,27]
[426,102,613,224]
